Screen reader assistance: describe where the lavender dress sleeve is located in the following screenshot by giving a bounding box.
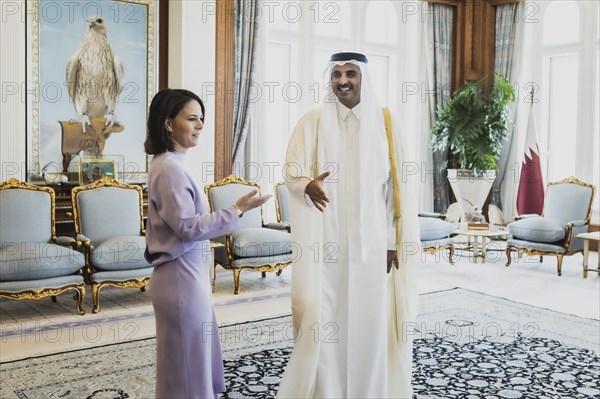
[145,155,239,266]
[154,165,238,241]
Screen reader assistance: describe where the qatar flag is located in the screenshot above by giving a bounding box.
[516,106,544,215]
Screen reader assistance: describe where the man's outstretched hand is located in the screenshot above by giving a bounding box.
[305,171,330,212]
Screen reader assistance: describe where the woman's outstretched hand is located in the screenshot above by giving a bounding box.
[235,190,272,213]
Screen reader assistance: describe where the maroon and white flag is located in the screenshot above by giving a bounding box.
[516,106,544,215]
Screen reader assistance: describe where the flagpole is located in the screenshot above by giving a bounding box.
[529,85,535,108]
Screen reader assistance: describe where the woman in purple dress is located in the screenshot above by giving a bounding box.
[144,89,271,398]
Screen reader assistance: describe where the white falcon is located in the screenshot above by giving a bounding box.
[66,16,124,129]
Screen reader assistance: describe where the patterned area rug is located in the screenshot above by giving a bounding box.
[1,288,598,398]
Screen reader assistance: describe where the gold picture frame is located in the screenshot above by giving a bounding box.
[79,159,117,186]
[26,0,158,183]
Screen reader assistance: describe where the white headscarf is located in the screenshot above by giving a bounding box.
[318,57,390,262]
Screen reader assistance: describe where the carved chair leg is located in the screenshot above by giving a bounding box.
[140,286,146,293]
[51,295,58,303]
[276,269,283,276]
[505,247,513,267]
[540,256,543,263]
[75,286,85,315]
[556,254,564,276]
[261,272,266,278]
[233,269,241,295]
[448,245,455,265]
[92,283,102,313]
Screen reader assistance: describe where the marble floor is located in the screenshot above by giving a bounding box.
[1,247,598,362]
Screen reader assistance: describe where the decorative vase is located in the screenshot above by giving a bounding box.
[447,169,496,222]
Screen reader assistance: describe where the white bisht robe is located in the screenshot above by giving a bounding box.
[278,106,420,398]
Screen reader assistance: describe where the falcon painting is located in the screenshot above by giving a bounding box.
[66,16,124,129]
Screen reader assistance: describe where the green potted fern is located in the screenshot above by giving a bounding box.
[431,73,515,218]
[431,73,515,176]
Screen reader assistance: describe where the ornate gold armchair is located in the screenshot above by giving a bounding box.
[0,179,86,314]
[72,177,153,312]
[205,175,292,294]
[418,212,456,264]
[506,176,596,276]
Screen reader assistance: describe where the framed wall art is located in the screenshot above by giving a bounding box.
[78,158,117,185]
[26,0,159,184]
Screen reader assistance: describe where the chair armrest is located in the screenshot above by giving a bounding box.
[513,213,539,221]
[568,219,587,227]
[419,212,444,219]
[54,236,78,249]
[264,222,290,231]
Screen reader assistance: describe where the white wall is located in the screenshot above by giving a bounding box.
[168,0,217,187]
[0,0,217,185]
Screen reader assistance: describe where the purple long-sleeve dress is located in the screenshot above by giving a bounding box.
[145,151,239,399]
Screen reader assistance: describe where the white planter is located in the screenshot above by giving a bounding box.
[447,169,496,221]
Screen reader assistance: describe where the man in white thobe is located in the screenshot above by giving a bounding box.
[277,52,421,398]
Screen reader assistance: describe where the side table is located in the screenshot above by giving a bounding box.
[454,228,510,263]
[576,232,600,278]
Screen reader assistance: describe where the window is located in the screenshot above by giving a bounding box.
[594,7,600,214]
[266,1,299,32]
[538,0,599,219]
[313,47,339,88]
[365,1,397,44]
[264,43,293,164]
[540,54,578,181]
[364,53,390,105]
[252,0,405,220]
[313,1,351,38]
[542,1,579,46]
